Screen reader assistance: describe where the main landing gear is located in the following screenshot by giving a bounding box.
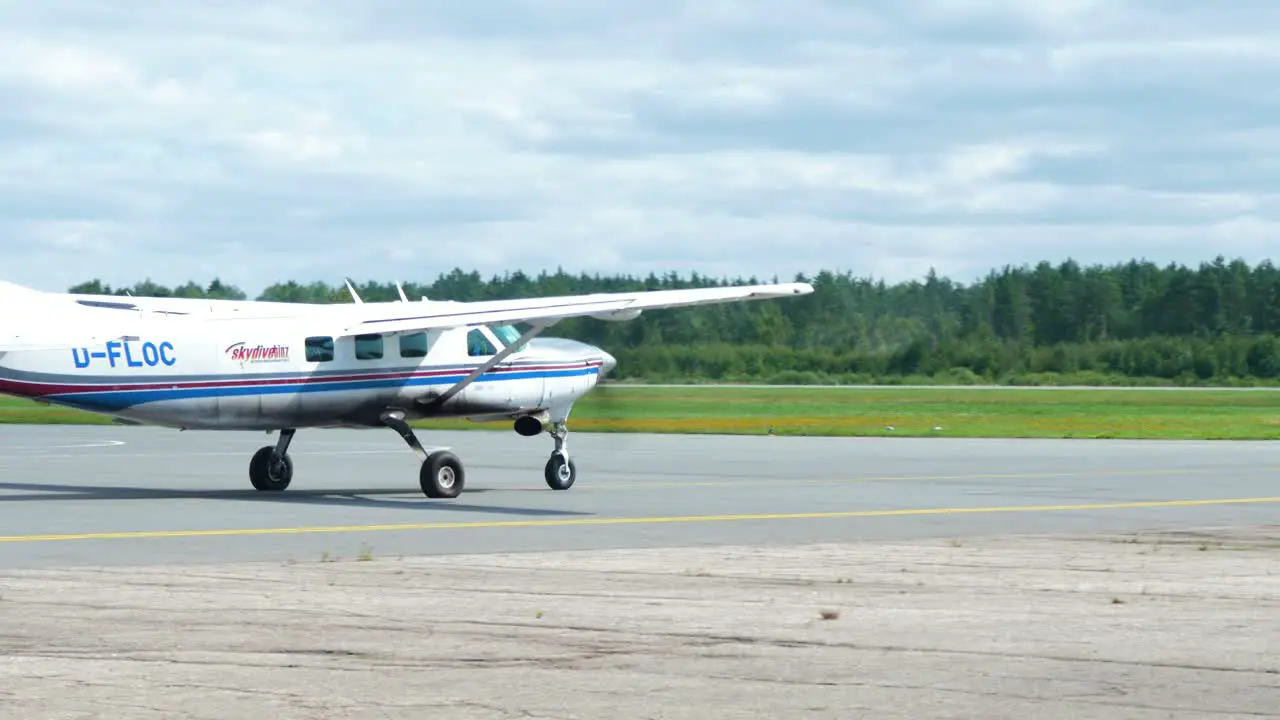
[249,428,295,491]
[381,413,466,499]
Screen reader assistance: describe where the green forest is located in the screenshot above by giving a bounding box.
[67,256,1280,386]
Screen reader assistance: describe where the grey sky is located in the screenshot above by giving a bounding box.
[1,0,1277,296]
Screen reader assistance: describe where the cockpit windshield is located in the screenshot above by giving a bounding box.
[491,324,527,352]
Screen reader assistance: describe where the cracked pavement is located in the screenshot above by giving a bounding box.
[1,527,1278,719]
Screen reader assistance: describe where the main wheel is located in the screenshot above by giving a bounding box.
[249,445,292,491]
[420,450,464,498]
[544,453,576,490]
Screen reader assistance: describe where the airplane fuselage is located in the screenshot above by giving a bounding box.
[0,311,611,430]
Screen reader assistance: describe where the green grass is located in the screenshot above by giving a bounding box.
[0,399,116,425]
[4,385,1280,439]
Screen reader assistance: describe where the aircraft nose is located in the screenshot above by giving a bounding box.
[600,350,617,375]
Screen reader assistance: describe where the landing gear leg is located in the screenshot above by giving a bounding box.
[544,422,576,490]
[249,428,294,491]
[381,411,464,499]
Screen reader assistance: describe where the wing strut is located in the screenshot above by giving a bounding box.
[418,321,557,412]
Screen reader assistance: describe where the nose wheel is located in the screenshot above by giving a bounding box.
[545,454,576,490]
[544,422,576,490]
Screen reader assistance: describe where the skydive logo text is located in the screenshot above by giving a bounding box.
[226,342,290,363]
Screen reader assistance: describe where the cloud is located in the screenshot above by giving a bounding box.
[0,0,1278,296]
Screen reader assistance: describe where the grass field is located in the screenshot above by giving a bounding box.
[3,385,1280,439]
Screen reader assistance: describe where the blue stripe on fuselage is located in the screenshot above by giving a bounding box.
[44,366,599,411]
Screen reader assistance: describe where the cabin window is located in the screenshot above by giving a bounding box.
[491,324,527,352]
[399,332,428,358]
[354,333,383,360]
[467,328,495,356]
[305,336,334,362]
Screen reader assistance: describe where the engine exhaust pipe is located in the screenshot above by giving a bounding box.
[514,411,549,437]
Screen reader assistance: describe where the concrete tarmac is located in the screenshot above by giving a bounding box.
[1,425,1279,567]
[1,528,1278,719]
[1,425,1279,718]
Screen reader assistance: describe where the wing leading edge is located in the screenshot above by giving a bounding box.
[338,282,814,336]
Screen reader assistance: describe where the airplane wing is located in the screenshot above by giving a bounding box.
[336,282,813,336]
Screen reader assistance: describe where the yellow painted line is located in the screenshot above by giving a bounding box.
[584,465,1280,491]
[2,496,1279,544]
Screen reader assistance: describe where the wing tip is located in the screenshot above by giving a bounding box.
[759,282,813,297]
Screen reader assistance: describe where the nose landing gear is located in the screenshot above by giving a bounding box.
[544,421,575,490]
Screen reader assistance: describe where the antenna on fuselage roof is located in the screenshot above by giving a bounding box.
[399,280,429,301]
[343,277,364,303]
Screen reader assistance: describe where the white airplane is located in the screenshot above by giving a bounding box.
[0,278,812,498]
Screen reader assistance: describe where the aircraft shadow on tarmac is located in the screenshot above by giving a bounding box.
[0,481,590,517]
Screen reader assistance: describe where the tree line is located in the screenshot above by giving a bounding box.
[67,256,1280,385]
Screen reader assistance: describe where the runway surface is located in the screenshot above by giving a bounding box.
[3,425,1279,569]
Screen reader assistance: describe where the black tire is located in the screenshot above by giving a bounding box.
[249,445,292,491]
[544,453,576,490]
[420,451,464,498]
